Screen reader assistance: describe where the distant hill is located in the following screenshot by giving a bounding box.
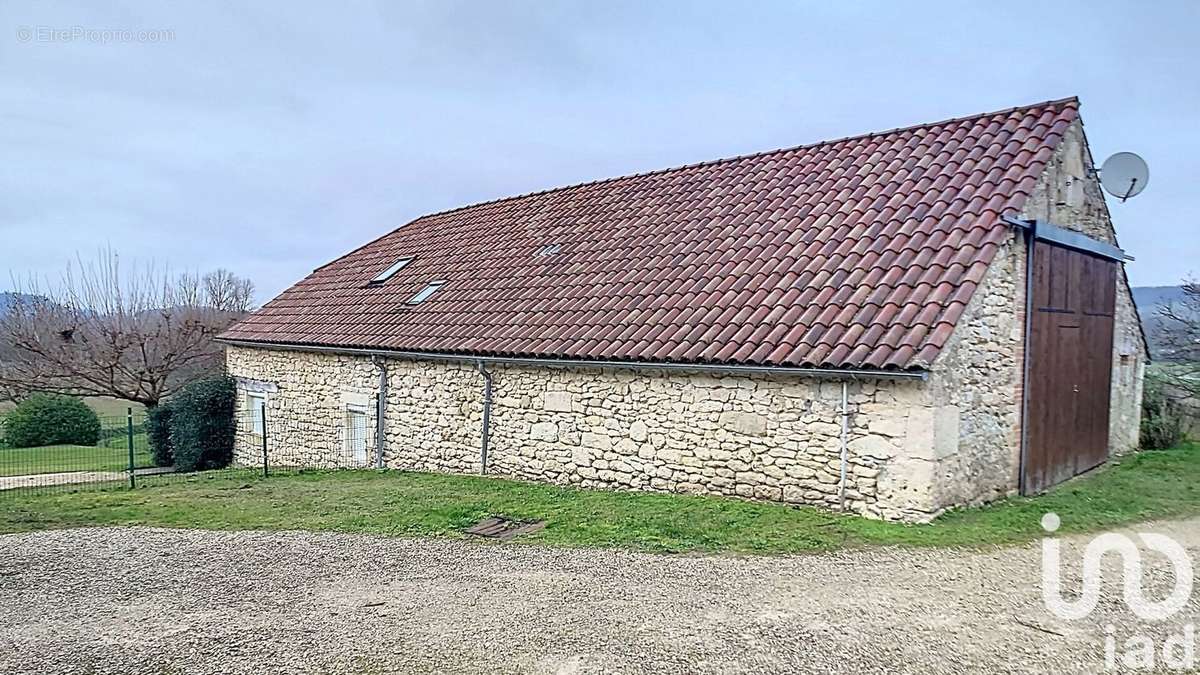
[1133,286,1188,311]
[1133,285,1192,359]
[0,292,42,318]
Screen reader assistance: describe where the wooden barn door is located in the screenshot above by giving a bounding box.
[1022,240,1117,495]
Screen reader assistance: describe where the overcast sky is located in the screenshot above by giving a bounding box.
[2,1,1197,301]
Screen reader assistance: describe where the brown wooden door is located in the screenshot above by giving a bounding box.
[1022,240,1117,495]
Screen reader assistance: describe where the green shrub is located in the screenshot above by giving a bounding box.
[169,376,236,472]
[146,404,174,467]
[2,394,102,448]
[1141,376,1186,450]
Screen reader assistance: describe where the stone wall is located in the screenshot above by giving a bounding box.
[1020,117,1147,455]
[919,238,1025,509]
[230,352,382,469]
[226,345,958,521]
[480,367,924,520]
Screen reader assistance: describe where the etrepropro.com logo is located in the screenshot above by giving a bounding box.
[1041,512,1195,670]
[15,25,174,44]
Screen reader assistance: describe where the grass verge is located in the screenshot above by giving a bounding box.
[0,434,152,477]
[1,442,1196,554]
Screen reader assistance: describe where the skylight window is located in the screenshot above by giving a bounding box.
[407,280,445,305]
[536,243,561,256]
[369,256,414,284]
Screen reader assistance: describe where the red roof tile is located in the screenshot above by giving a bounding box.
[221,98,1079,371]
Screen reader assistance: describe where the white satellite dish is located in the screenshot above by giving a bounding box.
[1099,152,1149,202]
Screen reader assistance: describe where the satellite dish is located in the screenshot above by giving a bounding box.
[1099,152,1149,202]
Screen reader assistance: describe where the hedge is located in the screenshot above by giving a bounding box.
[2,394,102,448]
[169,376,237,472]
[146,404,174,467]
[1141,375,1187,450]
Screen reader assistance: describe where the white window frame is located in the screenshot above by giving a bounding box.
[246,391,267,435]
[407,280,445,305]
[369,256,414,285]
[343,403,370,464]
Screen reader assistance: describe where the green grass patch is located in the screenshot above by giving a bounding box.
[2,442,1197,554]
[0,433,152,477]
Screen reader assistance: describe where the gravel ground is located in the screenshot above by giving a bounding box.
[0,522,1197,674]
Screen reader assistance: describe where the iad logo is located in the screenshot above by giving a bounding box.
[1040,512,1193,621]
[1040,512,1196,670]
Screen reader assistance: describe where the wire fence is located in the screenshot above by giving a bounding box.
[0,405,376,496]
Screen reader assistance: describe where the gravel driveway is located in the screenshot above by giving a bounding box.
[1,522,1197,674]
[0,467,175,491]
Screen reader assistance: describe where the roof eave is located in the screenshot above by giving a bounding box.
[216,338,929,381]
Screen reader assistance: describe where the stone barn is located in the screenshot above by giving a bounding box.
[219,97,1146,522]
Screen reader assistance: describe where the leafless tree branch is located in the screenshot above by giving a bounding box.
[1157,278,1200,399]
[0,248,255,406]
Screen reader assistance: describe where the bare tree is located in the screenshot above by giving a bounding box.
[203,268,255,313]
[1158,278,1200,398]
[0,249,255,407]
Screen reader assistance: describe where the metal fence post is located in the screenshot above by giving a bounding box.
[261,402,269,478]
[126,407,136,489]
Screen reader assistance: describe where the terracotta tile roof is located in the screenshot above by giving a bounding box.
[222,98,1080,371]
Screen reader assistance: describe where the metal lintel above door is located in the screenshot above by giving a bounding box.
[1002,216,1132,263]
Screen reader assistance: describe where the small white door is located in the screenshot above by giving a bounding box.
[345,406,369,465]
[246,393,266,435]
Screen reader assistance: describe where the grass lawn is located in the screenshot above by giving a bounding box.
[0,434,152,477]
[1,442,1197,554]
[0,395,149,477]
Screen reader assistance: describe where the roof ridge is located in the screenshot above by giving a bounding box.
[228,97,1084,371]
[407,96,1080,223]
[312,96,1078,274]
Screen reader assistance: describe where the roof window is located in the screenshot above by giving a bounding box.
[369,256,414,284]
[536,243,561,256]
[407,280,445,305]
